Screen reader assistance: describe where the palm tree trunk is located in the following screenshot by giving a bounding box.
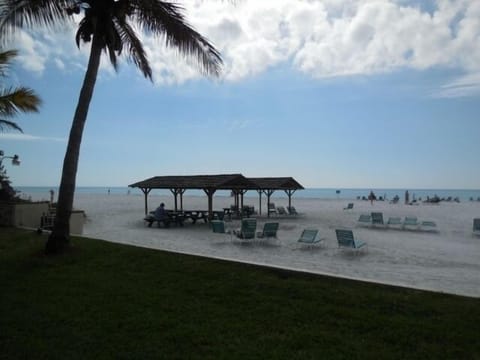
[45,35,103,254]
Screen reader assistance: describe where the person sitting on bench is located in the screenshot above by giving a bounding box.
[146,203,170,227]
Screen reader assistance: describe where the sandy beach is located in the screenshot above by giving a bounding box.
[71,193,480,298]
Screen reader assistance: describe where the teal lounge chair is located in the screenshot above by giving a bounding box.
[211,220,232,241]
[343,203,354,210]
[421,220,437,232]
[287,206,299,216]
[335,229,367,252]
[371,212,385,227]
[297,229,322,246]
[257,222,279,239]
[357,214,372,226]
[211,220,226,233]
[234,218,257,240]
[387,217,402,228]
[473,218,480,236]
[403,216,419,230]
[268,203,277,216]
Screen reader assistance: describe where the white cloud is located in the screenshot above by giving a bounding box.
[7,0,480,96]
[434,72,480,97]
[14,30,48,73]
[226,118,252,133]
[185,0,480,94]
[0,133,66,142]
[54,58,65,70]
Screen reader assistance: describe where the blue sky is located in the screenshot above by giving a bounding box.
[2,0,480,189]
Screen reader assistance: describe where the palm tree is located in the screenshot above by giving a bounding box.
[0,49,41,133]
[0,0,222,254]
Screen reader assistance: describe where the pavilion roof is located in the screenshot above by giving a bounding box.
[248,177,304,190]
[129,174,258,190]
[129,174,304,191]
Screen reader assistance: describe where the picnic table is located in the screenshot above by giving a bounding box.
[180,210,209,224]
[145,210,185,228]
[145,209,232,227]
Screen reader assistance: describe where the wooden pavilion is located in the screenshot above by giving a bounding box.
[248,177,304,217]
[128,174,304,219]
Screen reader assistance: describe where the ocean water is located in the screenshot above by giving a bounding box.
[16,186,480,202]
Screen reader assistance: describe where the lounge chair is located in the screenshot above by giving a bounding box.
[473,218,480,236]
[297,229,322,246]
[387,217,402,228]
[213,211,225,221]
[268,203,277,216]
[211,220,226,233]
[241,206,255,218]
[371,212,384,227]
[257,222,279,239]
[287,206,299,216]
[357,214,372,226]
[403,216,419,230]
[234,218,257,240]
[389,196,400,204]
[211,219,232,241]
[420,220,437,232]
[343,203,354,210]
[277,206,288,215]
[335,229,367,252]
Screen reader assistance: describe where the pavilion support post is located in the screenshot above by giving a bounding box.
[203,188,216,221]
[257,190,262,215]
[263,189,275,218]
[240,191,245,214]
[284,189,296,209]
[232,190,240,217]
[170,188,179,212]
[237,189,248,217]
[179,189,186,211]
[141,187,152,215]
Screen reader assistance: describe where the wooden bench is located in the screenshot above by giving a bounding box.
[144,212,184,228]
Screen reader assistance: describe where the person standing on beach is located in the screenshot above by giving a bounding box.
[405,190,409,205]
[368,191,376,205]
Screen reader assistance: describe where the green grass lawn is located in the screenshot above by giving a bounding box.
[1,228,479,359]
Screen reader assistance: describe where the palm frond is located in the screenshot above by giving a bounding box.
[131,0,222,77]
[105,41,119,71]
[115,21,152,79]
[75,17,92,48]
[0,49,18,75]
[0,87,41,117]
[103,18,122,71]
[0,118,23,132]
[0,0,73,45]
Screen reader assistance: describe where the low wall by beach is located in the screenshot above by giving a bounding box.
[0,201,49,228]
[0,201,86,234]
